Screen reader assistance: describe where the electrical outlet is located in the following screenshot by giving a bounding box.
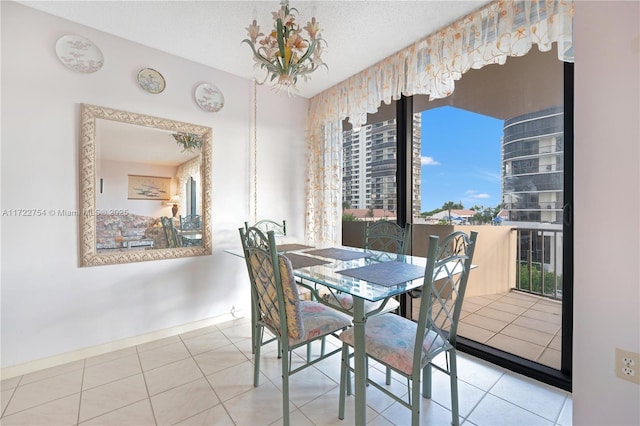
[616,348,640,384]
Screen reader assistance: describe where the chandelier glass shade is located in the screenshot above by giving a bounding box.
[242,0,327,94]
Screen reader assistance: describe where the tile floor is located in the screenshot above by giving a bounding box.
[0,316,572,426]
[460,291,563,369]
[411,290,563,369]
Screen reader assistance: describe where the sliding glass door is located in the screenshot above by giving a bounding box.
[341,48,572,390]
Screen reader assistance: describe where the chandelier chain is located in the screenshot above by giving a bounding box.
[253,79,257,223]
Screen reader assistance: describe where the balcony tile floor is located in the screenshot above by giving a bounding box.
[0,316,571,425]
[459,291,563,369]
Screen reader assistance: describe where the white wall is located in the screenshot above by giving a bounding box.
[573,2,640,425]
[0,2,308,369]
[98,160,178,218]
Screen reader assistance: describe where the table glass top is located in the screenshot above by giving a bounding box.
[291,246,427,302]
[225,243,430,302]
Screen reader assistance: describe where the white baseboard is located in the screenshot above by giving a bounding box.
[1,311,247,380]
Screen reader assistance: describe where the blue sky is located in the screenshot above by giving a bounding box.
[420,106,503,212]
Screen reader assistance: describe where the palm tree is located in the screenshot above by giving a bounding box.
[442,201,456,225]
[366,207,374,220]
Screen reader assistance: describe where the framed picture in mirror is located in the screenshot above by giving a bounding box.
[127,175,171,200]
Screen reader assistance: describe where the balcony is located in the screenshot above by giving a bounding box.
[456,290,562,369]
[342,221,563,370]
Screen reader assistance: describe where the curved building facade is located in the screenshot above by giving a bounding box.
[502,106,564,224]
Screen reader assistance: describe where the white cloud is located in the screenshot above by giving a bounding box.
[465,190,491,199]
[473,193,491,199]
[421,156,440,166]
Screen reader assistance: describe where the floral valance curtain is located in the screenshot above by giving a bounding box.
[309,0,574,127]
[306,0,573,244]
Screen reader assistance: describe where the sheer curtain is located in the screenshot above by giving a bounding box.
[305,0,574,244]
[305,118,343,245]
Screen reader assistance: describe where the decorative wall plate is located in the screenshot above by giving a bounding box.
[137,68,166,94]
[55,35,104,73]
[195,83,224,112]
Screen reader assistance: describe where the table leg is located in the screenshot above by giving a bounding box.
[352,298,366,426]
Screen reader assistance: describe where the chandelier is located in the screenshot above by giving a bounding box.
[172,132,202,152]
[242,0,327,94]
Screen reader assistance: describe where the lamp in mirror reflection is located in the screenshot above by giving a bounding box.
[172,132,202,152]
[241,0,327,94]
[167,195,181,217]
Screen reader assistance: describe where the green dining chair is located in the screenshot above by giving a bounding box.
[244,219,287,355]
[244,219,286,237]
[160,216,180,248]
[338,230,478,426]
[324,221,411,316]
[239,226,351,426]
[244,219,325,361]
[323,221,411,385]
[179,214,201,231]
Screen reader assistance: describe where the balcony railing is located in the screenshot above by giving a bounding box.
[503,202,560,210]
[514,228,563,300]
[342,220,563,368]
[342,221,563,301]
[505,164,563,176]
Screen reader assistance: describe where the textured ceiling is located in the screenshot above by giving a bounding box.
[20,0,491,98]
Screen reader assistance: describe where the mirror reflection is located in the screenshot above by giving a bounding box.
[80,104,212,266]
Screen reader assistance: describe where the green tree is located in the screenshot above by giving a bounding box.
[342,201,351,210]
[518,263,562,296]
[469,203,503,224]
[442,201,457,224]
[421,208,442,217]
[342,213,358,222]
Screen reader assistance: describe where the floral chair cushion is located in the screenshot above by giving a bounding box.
[278,254,305,340]
[251,251,350,345]
[250,252,304,341]
[291,301,352,346]
[339,313,449,376]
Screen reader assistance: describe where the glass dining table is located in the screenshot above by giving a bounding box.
[227,240,436,424]
[285,245,428,426]
[228,239,470,425]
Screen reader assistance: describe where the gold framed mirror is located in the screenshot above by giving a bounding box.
[79,103,212,266]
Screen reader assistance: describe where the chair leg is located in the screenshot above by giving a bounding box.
[347,363,352,396]
[305,286,326,358]
[422,363,432,398]
[305,338,326,362]
[411,368,422,426]
[282,346,290,426]
[253,326,263,387]
[449,350,460,426]
[386,366,392,385]
[250,301,257,354]
[338,344,349,420]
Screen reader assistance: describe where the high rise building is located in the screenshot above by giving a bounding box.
[342,115,422,217]
[502,106,564,224]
